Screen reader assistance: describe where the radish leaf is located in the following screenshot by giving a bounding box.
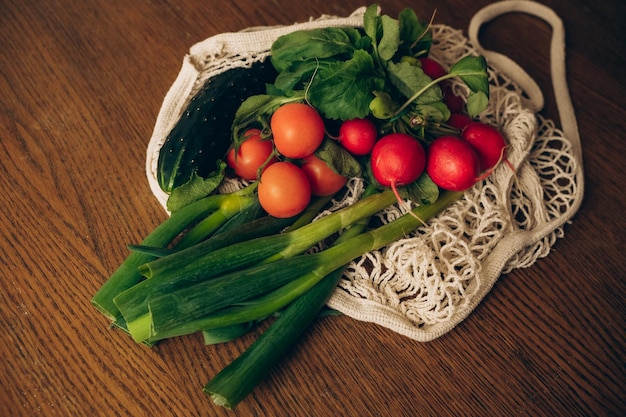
[449,55,489,97]
[378,15,400,61]
[466,91,489,117]
[401,173,439,205]
[387,60,443,104]
[270,28,358,72]
[308,49,384,120]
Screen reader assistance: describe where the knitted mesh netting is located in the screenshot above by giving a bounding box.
[146,2,584,341]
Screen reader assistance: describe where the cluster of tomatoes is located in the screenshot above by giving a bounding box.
[227,102,349,218]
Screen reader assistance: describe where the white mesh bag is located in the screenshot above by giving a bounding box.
[146,1,584,342]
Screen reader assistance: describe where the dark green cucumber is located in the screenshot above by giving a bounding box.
[157,59,278,193]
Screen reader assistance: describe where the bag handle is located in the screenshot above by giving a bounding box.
[468,0,582,164]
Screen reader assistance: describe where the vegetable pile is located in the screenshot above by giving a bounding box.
[92,4,511,409]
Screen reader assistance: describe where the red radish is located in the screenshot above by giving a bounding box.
[461,121,508,171]
[426,136,481,191]
[370,133,426,210]
[419,58,464,113]
[442,82,465,114]
[338,118,378,155]
[447,113,473,130]
[419,57,447,79]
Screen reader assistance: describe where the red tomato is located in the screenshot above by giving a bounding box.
[270,103,325,159]
[258,161,311,218]
[300,155,347,196]
[226,129,276,180]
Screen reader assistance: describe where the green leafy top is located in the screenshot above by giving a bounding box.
[232,3,488,138]
[177,4,490,207]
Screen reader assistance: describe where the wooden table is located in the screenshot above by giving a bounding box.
[1,1,624,416]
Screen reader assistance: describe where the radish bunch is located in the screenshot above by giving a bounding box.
[336,116,509,199]
[426,121,509,191]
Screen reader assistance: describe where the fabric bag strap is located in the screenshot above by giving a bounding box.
[468,0,582,163]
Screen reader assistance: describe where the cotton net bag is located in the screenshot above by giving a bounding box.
[146,1,584,342]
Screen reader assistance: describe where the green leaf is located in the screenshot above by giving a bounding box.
[398,8,421,43]
[397,8,431,57]
[273,59,327,93]
[414,101,451,124]
[402,173,439,205]
[449,55,489,96]
[369,91,398,119]
[342,27,368,47]
[308,49,385,120]
[387,60,443,104]
[378,15,400,61]
[270,28,357,72]
[167,161,227,212]
[264,83,286,97]
[353,34,373,51]
[466,91,489,117]
[363,4,380,43]
[314,138,362,178]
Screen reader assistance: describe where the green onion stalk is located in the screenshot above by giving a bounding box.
[202,190,463,408]
[148,186,379,343]
[114,189,398,342]
[144,190,460,342]
[204,266,345,409]
[91,187,258,328]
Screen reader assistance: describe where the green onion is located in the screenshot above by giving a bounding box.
[200,208,374,408]
[203,265,344,408]
[147,254,327,335]
[142,190,393,280]
[91,191,252,326]
[161,193,360,343]
[148,188,378,342]
[202,322,255,345]
[147,191,462,341]
[201,191,462,408]
[114,190,396,342]
[173,191,257,249]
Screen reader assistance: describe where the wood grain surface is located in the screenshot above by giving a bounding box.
[1,1,624,416]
